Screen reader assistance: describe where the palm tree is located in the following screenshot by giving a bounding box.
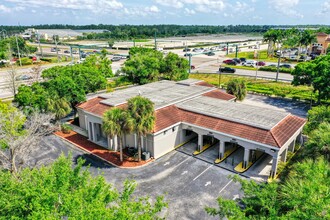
[306,122,330,161]
[47,97,71,120]
[226,79,247,101]
[102,108,133,162]
[127,96,155,161]
[300,30,316,55]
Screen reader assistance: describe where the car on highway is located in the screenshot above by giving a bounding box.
[257,61,266,66]
[268,64,277,67]
[183,48,191,52]
[223,59,237,65]
[232,58,241,64]
[280,64,292,68]
[207,52,215,56]
[51,48,60,52]
[239,57,246,63]
[15,75,33,81]
[242,60,257,67]
[219,67,236,73]
[184,53,192,57]
[111,56,121,62]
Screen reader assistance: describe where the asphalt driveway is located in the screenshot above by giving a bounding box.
[32,135,244,220]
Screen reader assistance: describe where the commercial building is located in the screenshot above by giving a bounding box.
[77,79,305,177]
[312,32,330,54]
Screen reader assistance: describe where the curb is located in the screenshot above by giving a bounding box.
[54,133,154,169]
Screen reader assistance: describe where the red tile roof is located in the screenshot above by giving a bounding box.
[154,105,182,132]
[317,32,328,36]
[202,90,236,101]
[270,115,306,147]
[77,90,305,149]
[76,97,126,116]
[154,106,306,148]
[194,81,215,87]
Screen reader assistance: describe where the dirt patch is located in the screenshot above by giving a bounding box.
[55,131,152,168]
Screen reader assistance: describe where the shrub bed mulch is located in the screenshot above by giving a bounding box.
[54,130,152,168]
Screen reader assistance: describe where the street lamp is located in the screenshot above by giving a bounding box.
[275,43,282,82]
[218,65,222,88]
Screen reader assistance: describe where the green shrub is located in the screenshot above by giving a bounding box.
[40,57,53,62]
[61,124,72,134]
[259,66,292,73]
[17,57,32,65]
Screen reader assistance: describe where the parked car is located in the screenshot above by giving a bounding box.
[111,56,121,62]
[64,50,70,53]
[183,48,191,52]
[279,64,292,68]
[223,59,237,65]
[239,57,246,63]
[232,58,241,64]
[15,75,32,81]
[257,61,266,66]
[242,60,257,67]
[190,65,196,69]
[51,47,60,52]
[207,52,215,56]
[72,50,78,54]
[219,67,236,73]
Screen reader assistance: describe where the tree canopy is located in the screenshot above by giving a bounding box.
[226,78,247,101]
[122,48,189,84]
[292,54,330,103]
[0,154,167,219]
[15,55,111,116]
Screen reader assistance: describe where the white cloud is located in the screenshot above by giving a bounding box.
[5,0,123,13]
[155,0,226,13]
[0,4,11,13]
[321,1,330,14]
[145,5,160,13]
[0,3,24,12]
[268,0,303,18]
[232,2,254,13]
[155,0,184,9]
[184,8,195,15]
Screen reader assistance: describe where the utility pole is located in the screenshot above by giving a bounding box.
[275,44,281,82]
[15,35,22,66]
[235,45,238,58]
[154,31,157,50]
[226,42,229,55]
[188,54,192,74]
[37,32,43,58]
[54,35,59,63]
[218,65,222,88]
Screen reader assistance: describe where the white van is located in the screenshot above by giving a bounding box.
[242,60,257,67]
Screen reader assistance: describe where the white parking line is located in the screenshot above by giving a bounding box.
[219,179,233,194]
[193,165,213,181]
[173,156,192,169]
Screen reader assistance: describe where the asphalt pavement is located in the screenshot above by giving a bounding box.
[29,135,243,220]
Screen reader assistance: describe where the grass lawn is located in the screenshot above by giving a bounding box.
[226,50,297,64]
[133,39,150,42]
[190,73,314,101]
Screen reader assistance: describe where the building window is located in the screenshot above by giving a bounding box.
[172,127,176,132]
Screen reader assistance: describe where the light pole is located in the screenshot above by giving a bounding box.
[275,43,282,82]
[218,65,222,88]
[15,35,22,66]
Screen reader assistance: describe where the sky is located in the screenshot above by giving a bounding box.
[0,0,330,26]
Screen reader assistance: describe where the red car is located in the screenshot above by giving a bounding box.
[257,61,266,66]
[223,59,236,65]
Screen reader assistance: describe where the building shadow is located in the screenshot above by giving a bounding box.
[74,154,114,169]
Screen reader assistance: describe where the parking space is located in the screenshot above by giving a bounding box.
[34,135,243,220]
[175,138,273,181]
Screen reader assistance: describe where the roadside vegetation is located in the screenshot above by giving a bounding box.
[120,47,189,84]
[190,74,313,101]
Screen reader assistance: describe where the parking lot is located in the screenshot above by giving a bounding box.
[31,135,244,220]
